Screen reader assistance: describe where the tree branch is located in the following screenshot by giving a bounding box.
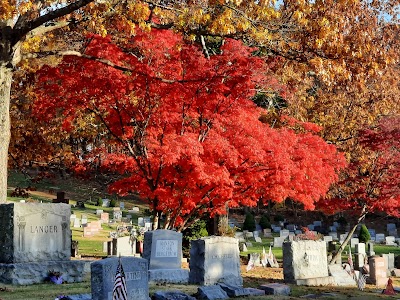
[12,0,95,45]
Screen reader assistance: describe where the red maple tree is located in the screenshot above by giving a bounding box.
[33,29,346,230]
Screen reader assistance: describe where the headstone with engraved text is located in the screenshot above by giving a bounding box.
[91,256,149,300]
[143,229,188,283]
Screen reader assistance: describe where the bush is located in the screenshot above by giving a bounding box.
[337,216,347,226]
[242,213,256,231]
[259,215,271,230]
[358,224,371,243]
[274,214,285,223]
[182,220,209,256]
[109,199,117,207]
[96,198,103,207]
[218,215,237,237]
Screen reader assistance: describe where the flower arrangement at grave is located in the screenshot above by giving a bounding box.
[294,227,323,241]
[48,270,63,284]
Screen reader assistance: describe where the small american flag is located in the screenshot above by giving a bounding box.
[357,273,367,291]
[112,258,128,300]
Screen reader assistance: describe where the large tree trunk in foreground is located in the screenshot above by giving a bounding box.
[329,205,367,265]
[0,64,12,203]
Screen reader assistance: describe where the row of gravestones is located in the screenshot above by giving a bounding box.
[91,231,289,300]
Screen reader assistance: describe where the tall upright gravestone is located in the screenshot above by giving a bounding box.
[283,240,335,286]
[0,203,89,285]
[189,236,243,286]
[143,229,189,283]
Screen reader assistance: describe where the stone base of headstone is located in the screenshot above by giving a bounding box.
[217,283,266,297]
[63,294,91,300]
[295,276,336,286]
[392,269,400,277]
[198,285,229,300]
[259,283,291,295]
[0,260,90,285]
[153,290,196,300]
[328,264,357,286]
[148,269,189,284]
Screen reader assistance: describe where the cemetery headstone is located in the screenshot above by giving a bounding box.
[144,222,152,231]
[272,226,281,233]
[273,236,286,247]
[91,256,149,300]
[375,233,385,244]
[367,241,375,256]
[102,199,110,207]
[113,210,122,221]
[328,232,338,240]
[369,256,388,287]
[382,253,395,270]
[254,237,262,243]
[52,191,69,204]
[143,229,189,283]
[386,236,396,246]
[81,214,88,226]
[138,217,145,227]
[129,207,140,214]
[100,212,109,224]
[387,223,396,232]
[286,224,296,231]
[189,236,242,286]
[280,229,290,238]
[354,243,366,270]
[96,209,103,215]
[283,240,333,286]
[350,238,359,248]
[119,202,125,209]
[263,228,272,238]
[73,218,81,228]
[0,203,89,284]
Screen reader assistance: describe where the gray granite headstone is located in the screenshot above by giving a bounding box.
[91,256,149,300]
[0,203,89,285]
[143,230,188,284]
[189,236,242,286]
[0,203,71,263]
[138,217,145,227]
[143,230,182,269]
[375,233,385,243]
[283,240,330,284]
[387,223,396,231]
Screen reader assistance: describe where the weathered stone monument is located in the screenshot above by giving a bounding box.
[0,203,89,284]
[91,256,149,300]
[283,240,335,286]
[143,229,188,283]
[189,236,243,286]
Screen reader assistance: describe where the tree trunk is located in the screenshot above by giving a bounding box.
[0,64,12,203]
[329,205,367,265]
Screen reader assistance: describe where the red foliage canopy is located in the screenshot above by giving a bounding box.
[33,29,346,230]
[320,116,400,217]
